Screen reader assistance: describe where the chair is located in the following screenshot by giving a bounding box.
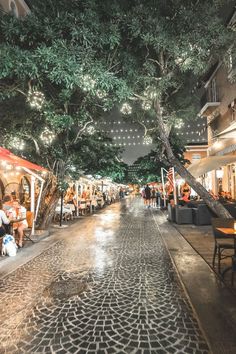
[211,218,235,273]
[192,204,216,225]
[23,211,35,243]
[175,205,193,224]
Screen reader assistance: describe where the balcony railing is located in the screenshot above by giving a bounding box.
[199,90,220,117]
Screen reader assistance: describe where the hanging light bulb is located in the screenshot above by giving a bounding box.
[40,128,55,145]
[27,90,45,110]
[120,103,132,115]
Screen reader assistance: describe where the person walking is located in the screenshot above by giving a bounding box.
[144,184,151,208]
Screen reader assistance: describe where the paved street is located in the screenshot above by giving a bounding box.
[0,198,209,354]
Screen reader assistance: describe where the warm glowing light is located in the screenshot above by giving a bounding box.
[120,103,132,115]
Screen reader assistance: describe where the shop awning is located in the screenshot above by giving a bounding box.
[0,147,46,171]
[215,122,236,139]
[187,155,236,178]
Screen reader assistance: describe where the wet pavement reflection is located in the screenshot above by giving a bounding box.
[0,198,209,353]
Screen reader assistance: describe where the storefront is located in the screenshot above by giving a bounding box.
[0,147,46,233]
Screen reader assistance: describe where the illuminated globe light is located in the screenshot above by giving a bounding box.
[143,135,153,145]
[142,101,152,111]
[40,128,55,145]
[87,125,96,135]
[120,103,132,115]
[27,90,45,110]
[10,137,25,150]
[81,74,96,92]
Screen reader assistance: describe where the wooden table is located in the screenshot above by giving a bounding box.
[216,227,236,277]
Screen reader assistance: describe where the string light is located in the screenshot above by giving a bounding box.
[120,103,132,115]
[40,128,55,145]
[27,90,45,110]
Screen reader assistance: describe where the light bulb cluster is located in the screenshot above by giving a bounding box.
[40,128,55,145]
[96,90,107,99]
[10,137,25,150]
[120,103,132,115]
[27,90,45,110]
[81,75,96,92]
[87,125,96,135]
[142,101,152,111]
[174,119,184,129]
[143,86,158,100]
[143,135,153,145]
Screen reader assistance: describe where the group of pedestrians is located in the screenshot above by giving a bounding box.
[141,184,161,208]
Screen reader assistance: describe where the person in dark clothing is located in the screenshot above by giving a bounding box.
[144,184,151,208]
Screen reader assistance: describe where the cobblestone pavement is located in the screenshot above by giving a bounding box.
[0,198,209,354]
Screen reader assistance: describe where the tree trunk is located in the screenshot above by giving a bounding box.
[155,101,232,219]
[37,173,60,229]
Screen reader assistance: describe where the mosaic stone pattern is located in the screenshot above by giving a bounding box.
[0,199,209,353]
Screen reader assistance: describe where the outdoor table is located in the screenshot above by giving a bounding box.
[216,227,236,277]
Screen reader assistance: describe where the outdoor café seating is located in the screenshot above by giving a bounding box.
[211,218,235,273]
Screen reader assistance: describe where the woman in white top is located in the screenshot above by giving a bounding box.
[0,200,10,237]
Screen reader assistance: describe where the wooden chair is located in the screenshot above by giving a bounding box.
[211,218,235,273]
[23,211,35,243]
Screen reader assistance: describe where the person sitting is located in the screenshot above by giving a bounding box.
[178,193,190,206]
[0,200,10,238]
[9,200,28,248]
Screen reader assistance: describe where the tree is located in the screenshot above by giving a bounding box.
[133,132,188,184]
[0,0,130,227]
[114,0,234,217]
